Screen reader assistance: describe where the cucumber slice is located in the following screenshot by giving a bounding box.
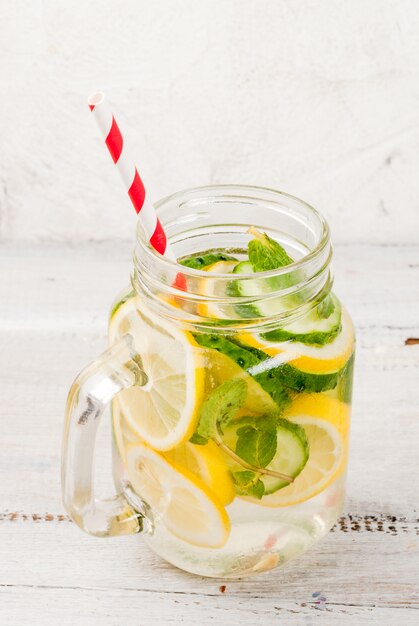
[269,363,340,393]
[263,419,309,493]
[228,261,289,318]
[227,261,260,318]
[230,338,341,393]
[222,415,309,495]
[196,259,241,320]
[179,252,238,270]
[194,333,291,411]
[261,295,342,345]
[232,260,255,280]
[228,261,340,339]
[317,294,335,319]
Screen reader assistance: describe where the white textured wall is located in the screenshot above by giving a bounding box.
[1,0,418,244]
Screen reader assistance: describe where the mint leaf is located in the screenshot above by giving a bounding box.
[232,470,265,499]
[247,228,300,298]
[317,294,335,319]
[196,378,247,441]
[248,230,294,272]
[235,423,277,468]
[189,432,208,445]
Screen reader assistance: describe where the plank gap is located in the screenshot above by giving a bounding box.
[1,511,419,535]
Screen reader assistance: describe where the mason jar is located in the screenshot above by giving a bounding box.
[62,185,355,578]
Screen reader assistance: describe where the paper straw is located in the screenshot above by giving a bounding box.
[87,91,175,260]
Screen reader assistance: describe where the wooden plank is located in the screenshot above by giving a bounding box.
[0,519,418,595]
[0,519,418,624]
[1,586,419,626]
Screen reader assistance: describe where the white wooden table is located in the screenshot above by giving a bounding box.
[1,242,418,625]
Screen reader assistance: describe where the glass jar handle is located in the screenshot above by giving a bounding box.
[62,335,148,537]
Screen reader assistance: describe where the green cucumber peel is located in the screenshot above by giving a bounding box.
[261,320,341,345]
[270,363,339,393]
[317,294,335,319]
[179,252,238,270]
[253,370,293,407]
[204,333,341,394]
[193,333,291,411]
[195,331,342,402]
[233,337,340,392]
[260,295,342,345]
[336,352,355,403]
[225,290,262,319]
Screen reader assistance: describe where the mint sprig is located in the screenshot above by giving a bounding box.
[224,414,297,499]
[191,381,298,499]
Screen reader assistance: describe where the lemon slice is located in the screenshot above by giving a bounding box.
[201,259,238,276]
[253,395,350,507]
[238,307,355,374]
[197,260,238,318]
[126,443,230,548]
[109,298,204,451]
[164,440,236,506]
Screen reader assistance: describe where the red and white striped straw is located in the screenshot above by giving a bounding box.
[87,91,175,260]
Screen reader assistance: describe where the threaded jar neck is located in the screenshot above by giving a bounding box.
[133,185,332,333]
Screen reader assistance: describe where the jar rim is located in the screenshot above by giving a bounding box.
[136,184,330,279]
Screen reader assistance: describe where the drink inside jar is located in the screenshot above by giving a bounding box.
[110,230,354,575]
